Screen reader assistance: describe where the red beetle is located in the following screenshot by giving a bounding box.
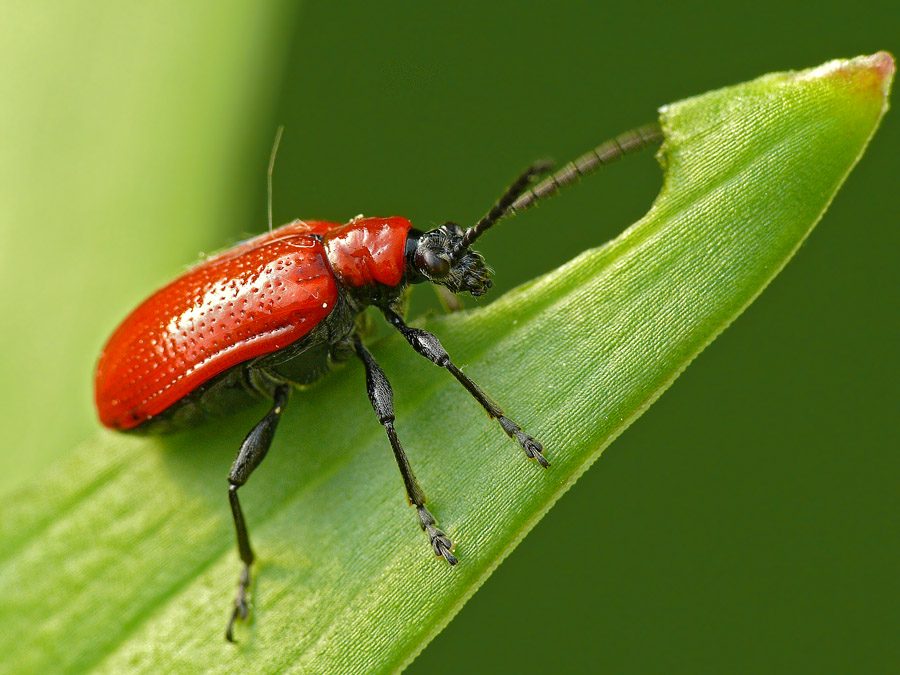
[95,123,662,640]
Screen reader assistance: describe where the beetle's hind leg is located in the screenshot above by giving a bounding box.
[353,335,457,565]
[225,383,290,642]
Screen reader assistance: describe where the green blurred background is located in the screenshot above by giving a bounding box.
[1,1,897,672]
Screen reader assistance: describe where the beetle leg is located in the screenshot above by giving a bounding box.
[225,383,290,642]
[353,335,457,566]
[382,308,549,468]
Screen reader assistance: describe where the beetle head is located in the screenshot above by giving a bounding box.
[406,222,493,296]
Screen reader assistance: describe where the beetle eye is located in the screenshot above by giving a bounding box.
[416,249,450,278]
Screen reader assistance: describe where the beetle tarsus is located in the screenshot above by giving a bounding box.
[417,506,458,566]
[498,416,549,468]
[225,563,252,643]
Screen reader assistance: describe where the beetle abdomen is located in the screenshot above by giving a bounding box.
[95,222,341,430]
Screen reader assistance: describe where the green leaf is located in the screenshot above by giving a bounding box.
[0,53,891,674]
[0,1,296,493]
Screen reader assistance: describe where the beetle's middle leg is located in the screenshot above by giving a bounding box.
[353,335,457,566]
[225,383,290,642]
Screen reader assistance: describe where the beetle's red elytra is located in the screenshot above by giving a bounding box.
[95,217,411,430]
[94,123,663,641]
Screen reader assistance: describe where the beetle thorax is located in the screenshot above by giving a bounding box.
[323,216,412,294]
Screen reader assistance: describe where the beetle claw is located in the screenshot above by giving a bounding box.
[225,564,252,643]
[519,433,550,468]
[417,506,458,566]
[499,416,550,468]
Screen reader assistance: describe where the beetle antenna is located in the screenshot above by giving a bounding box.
[267,125,285,234]
[453,159,555,258]
[452,122,664,259]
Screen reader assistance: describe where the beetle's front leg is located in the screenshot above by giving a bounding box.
[382,308,548,467]
[225,383,290,642]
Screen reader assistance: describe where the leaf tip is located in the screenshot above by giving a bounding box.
[801,52,895,110]
[869,51,896,79]
[850,51,894,102]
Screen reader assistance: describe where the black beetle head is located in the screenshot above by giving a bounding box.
[406,222,493,296]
